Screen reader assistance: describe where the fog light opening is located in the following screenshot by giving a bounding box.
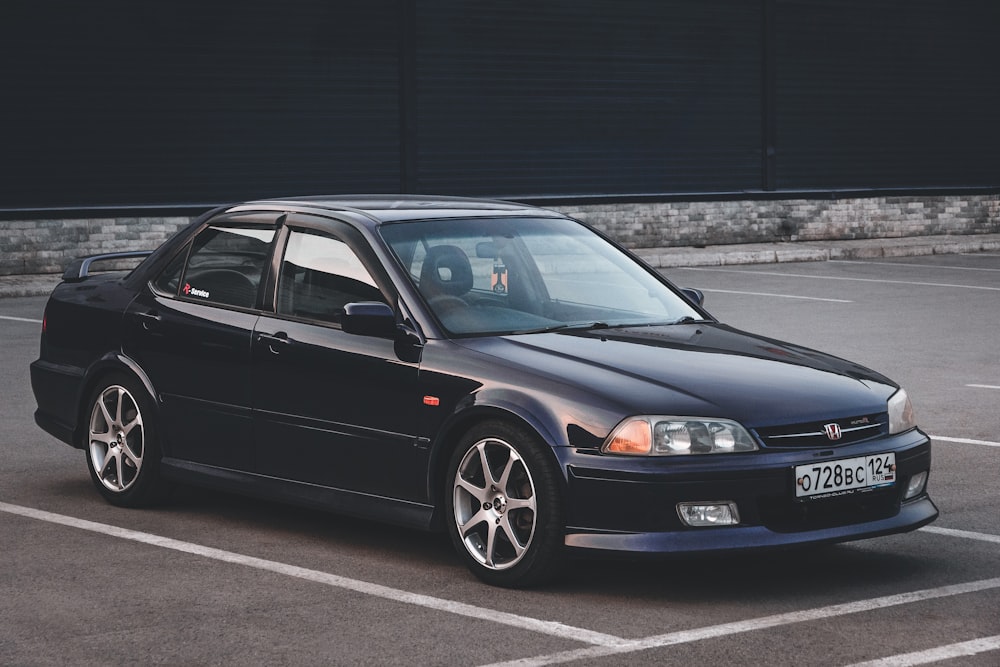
[677,502,740,527]
[904,471,928,500]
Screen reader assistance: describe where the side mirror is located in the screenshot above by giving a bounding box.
[680,288,705,307]
[341,302,397,338]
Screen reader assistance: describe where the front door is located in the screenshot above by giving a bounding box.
[251,222,423,501]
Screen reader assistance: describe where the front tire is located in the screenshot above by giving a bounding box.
[445,420,565,587]
[84,374,168,507]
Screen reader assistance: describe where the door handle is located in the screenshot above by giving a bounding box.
[257,331,290,355]
[137,311,162,330]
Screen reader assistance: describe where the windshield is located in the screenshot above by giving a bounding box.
[380,216,702,336]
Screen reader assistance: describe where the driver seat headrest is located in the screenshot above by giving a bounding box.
[420,245,474,297]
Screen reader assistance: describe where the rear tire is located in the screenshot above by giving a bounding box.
[83,373,169,507]
[445,420,565,588]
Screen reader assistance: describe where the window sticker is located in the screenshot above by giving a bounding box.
[183,283,210,299]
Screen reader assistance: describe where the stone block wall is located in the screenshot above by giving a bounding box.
[1,194,997,275]
[0,217,192,276]
[555,194,1000,249]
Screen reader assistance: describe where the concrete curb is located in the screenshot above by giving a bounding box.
[633,233,1000,269]
[0,274,62,298]
[3,233,999,298]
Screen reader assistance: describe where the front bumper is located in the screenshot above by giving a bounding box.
[565,497,937,555]
[560,428,937,556]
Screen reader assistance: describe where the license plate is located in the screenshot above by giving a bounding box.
[794,453,896,500]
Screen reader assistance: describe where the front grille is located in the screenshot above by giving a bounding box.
[754,413,888,449]
[758,487,900,532]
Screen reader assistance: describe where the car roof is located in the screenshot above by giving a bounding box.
[234,195,566,225]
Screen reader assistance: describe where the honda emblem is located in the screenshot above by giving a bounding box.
[823,423,843,441]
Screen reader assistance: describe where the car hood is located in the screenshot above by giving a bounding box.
[456,323,897,429]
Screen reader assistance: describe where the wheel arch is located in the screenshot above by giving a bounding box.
[73,353,160,447]
[425,398,569,530]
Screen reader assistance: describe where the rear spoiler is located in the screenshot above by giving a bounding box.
[62,251,154,282]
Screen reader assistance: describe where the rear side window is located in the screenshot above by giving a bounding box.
[154,225,275,309]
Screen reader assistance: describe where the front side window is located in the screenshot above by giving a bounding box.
[154,225,275,309]
[276,229,384,324]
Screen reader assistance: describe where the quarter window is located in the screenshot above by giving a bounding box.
[276,229,384,323]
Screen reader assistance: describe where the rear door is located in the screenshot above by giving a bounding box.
[251,215,424,501]
[123,213,279,470]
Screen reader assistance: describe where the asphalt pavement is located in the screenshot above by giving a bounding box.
[3,232,999,298]
[3,251,999,665]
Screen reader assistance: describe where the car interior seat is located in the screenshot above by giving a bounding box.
[419,245,474,302]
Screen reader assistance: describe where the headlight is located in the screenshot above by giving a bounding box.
[603,417,758,456]
[888,389,917,434]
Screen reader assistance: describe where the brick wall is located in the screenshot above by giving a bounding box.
[1,194,998,275]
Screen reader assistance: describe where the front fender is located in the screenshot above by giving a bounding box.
[422,385,612,528]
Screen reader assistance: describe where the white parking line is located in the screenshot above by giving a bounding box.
[966,383,1000,390]
[832,260,1000,273]
[920,526,1000,545]
[0,501,626,648]
[680,267,1000,292]
[931,435,1000,448]
[4,500,998,667]
[846,634,1000,666]
[702,288,853,303]
[480,577,1000,667]
[0,314,43,323]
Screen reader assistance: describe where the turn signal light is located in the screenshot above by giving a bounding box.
[604,420,651,454]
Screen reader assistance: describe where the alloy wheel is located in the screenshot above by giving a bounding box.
[452,437,537,570]
[88,384,145,493]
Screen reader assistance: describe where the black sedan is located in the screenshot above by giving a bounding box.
[31,196,938,587]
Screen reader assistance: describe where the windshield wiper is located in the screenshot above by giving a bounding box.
[527,319,704,333]
[516,321,611,335]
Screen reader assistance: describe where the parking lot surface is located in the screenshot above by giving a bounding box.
[2,252,998,665]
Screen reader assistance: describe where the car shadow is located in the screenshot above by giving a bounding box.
[46,478,948,602]
[161,483,457,562]
[555,541,948,602]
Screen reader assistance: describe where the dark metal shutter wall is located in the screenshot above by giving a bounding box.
[1,1,401,208]
[413,1,763,198]
[2,1,998,210]
[774,0,1000,190]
